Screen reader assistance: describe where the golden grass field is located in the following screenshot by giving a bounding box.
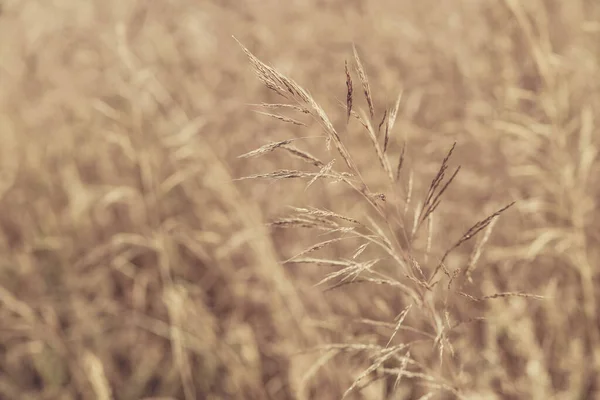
[1,1,599,399]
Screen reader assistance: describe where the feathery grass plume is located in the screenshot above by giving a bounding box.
[280,144,326,167]
[315,259,381,288]
[352,44,375,119]
[378,109,388,135]
[404,170,414,216]
[344,60,353,123]
[290,206,362,225]
[383,119,390,154]
[270,215,341,230]
[287,236,362,262]
[391,350,412,394]
[235,37,359,175]
[360,109,394,182]
[465,215,499,284]
[409,255,427,281]
[249,102,310,113]
[388,90,403,134]
[396,143,406,182]
[429,201,516,284]
[364,215,394,250]
[425,212,434,264]
[238,139,295,159]
[235,169,351,182]
[415,142,461,235]
[386,304,412,348]
[284,258,355,268]
[237,37,533,399]
[305,160,335,191]
[342,344,409,399]
[253,110,307,126]
[352,243,369,259]
[459,292,545,302]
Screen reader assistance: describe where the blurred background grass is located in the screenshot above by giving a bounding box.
[0,0,599,399]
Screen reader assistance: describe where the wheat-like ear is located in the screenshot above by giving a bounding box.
[352,44,375,119]
[360,109,394,183]
[464,215,499,284]
[235,169,348,182]
[459,291,545,302]
[342,344,409,399]
[388,90,403,133]
[429,201,516,284]
[238,139,295,159]
[280,144,325,167]
[415,142,461,236]
[386,304,412,348]
[253,110,307,126]
[396,143,406,182]
[249,102,310,113]
[378,109,388,136]
[235,36,359,175]
[345,60,353,123]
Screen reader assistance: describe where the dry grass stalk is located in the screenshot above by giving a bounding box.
[315,259,381,288]
[338,99,369,129]
[430,201,516,284]
[352,44,375,119]
[383,119,390,154]
[459,291,546,302]
[396,143,406,182]
[269,217,339,230]
[416,142,461,235]
[238,139,295,159]
[387,91,403,134]
[360,109,394,182]
[284,258,355,268]
[305,160,335,190]
[249,102,310,113]
[253,110,307,126]
[352,242,370,259]
[378,109,388,135]
[235,37,359,175]
[425,213,434,264]
[234,169,348,182]
[345,60,353,123]
[465,215,499,283]
[404,170,414,216]
[342,344,409,398]
[4,3,595,400]
[392,349,412,393]
[290,206,362,225]
[386,304,412,348]
[280,144,326,167]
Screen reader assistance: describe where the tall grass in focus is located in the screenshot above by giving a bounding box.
[235,39,546,399]
[0,0,598,399]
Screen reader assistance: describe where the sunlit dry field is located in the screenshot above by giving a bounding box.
[1,1,599,399]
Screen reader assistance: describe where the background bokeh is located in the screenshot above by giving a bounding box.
[1,0,599,399]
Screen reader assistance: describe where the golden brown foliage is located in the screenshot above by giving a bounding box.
[0,1,599,399]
